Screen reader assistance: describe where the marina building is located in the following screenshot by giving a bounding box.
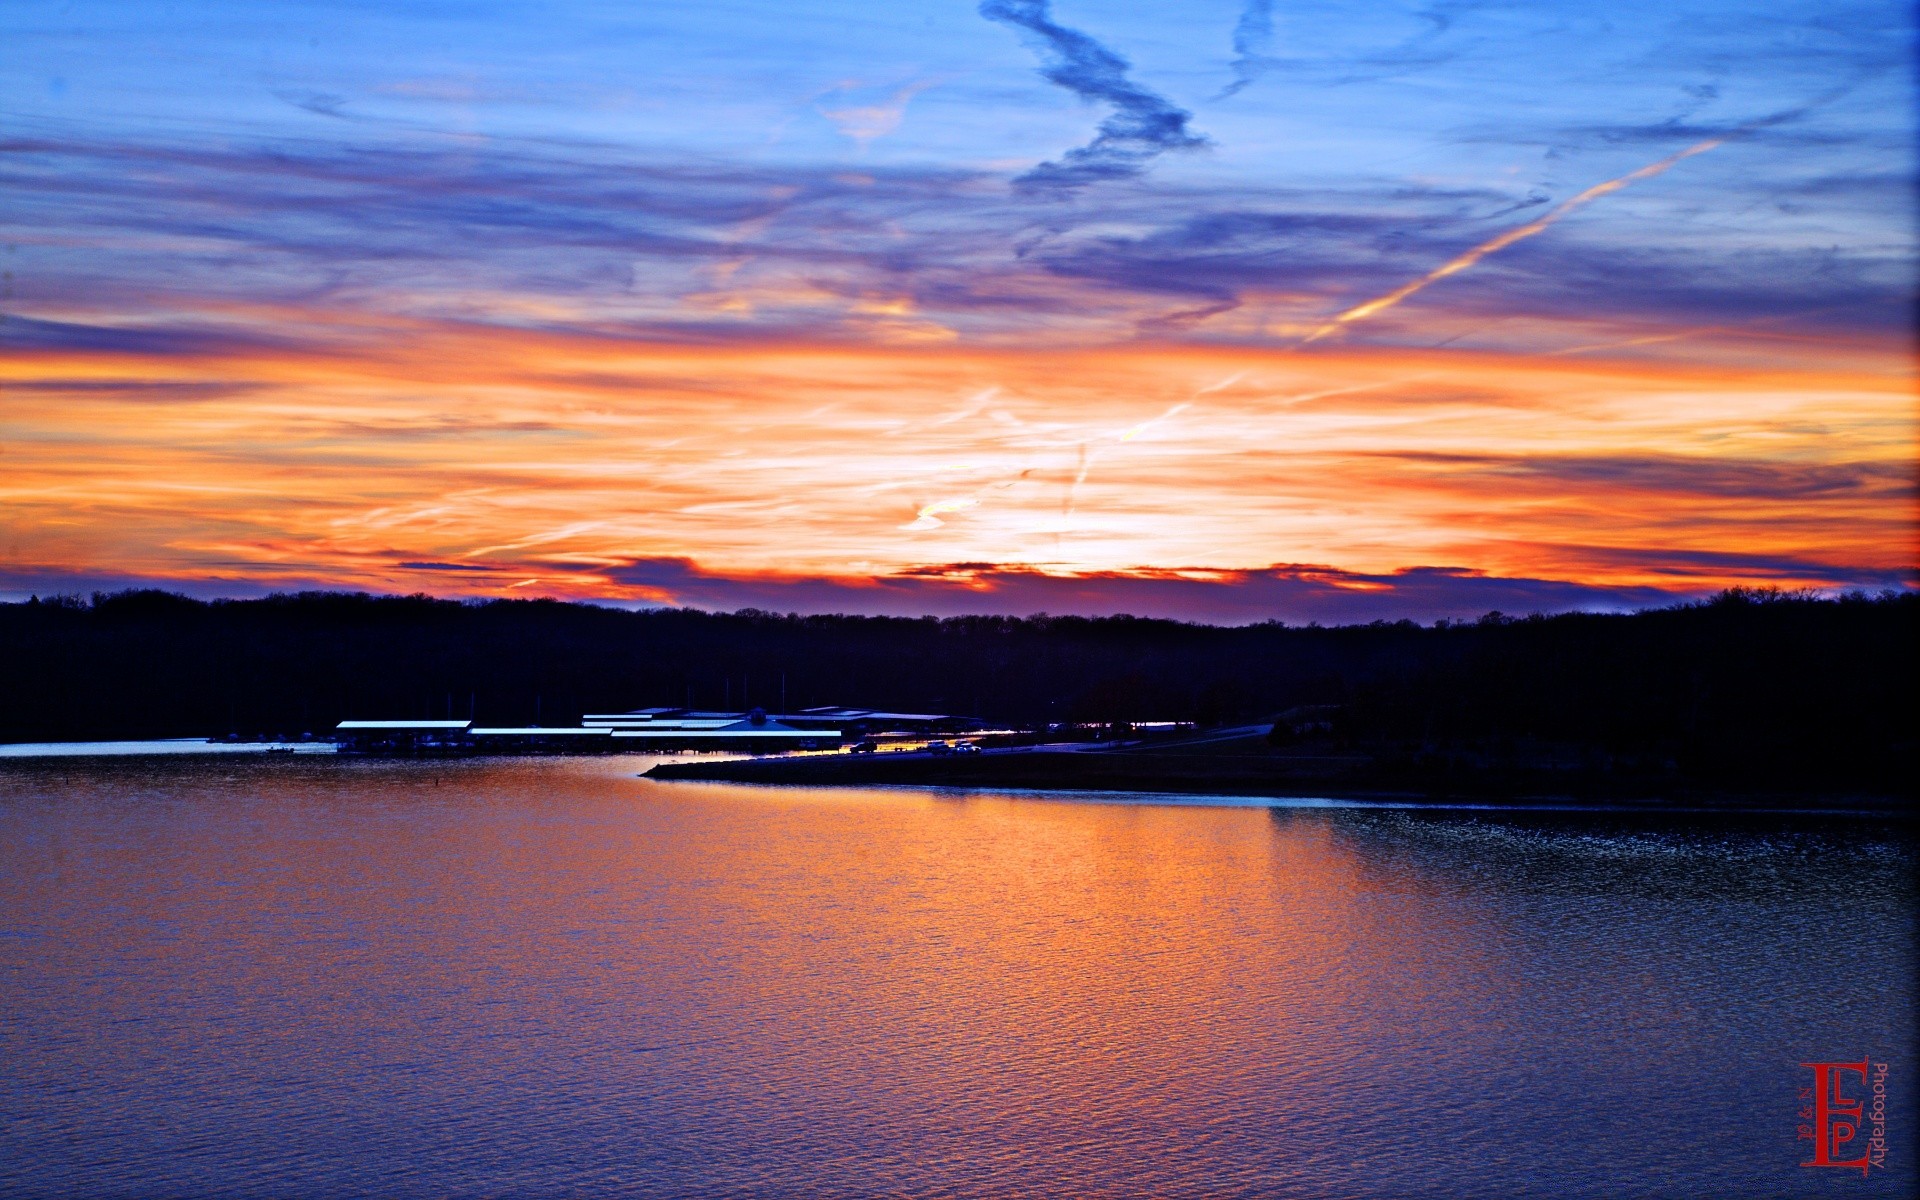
[332,706,976,755]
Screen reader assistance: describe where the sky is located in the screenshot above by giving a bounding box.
[1,0,1913,622]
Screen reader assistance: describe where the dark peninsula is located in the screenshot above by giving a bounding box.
[642,729,1912,812]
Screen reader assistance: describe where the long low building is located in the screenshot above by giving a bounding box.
[584,708,840,750]
[466,727,615,752]
[582,706,981,734]
[336,720,625,754]
[334,704,981,755]
[333,720,477,754]
[337,708,860,754]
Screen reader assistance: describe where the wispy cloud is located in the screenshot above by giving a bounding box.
[7,327,1903,603]
[979,0,1208,195]
[12,553,1906,622]
[3,125,1906,354]
[1383,452,1912,502]
[816,80,933,147]
[376,557,1905,622]
[1216,0,1278,100]
[273,89,351,119]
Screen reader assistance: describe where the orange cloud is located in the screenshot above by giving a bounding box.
[1,306,1910,609]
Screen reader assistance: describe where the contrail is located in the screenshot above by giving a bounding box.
[1303,136,1726,343]
[1118,401,1191,441]
[1061,400,1195,536]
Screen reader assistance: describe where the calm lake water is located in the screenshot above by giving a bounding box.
[1,757,1912,1199]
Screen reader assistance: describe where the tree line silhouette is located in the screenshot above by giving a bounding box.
[2,587,1912,794]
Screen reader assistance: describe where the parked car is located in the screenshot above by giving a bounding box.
[849,740,878,754]
[952,741,982,756]
[926,740,953,756]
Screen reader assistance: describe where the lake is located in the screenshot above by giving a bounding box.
[1,756,1911,1198]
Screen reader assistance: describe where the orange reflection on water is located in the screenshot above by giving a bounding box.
[4,758,1912,1195]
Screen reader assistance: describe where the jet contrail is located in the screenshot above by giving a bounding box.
[1303,136,1726,343]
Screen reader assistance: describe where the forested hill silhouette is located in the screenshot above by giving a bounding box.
[2,588,1913,795]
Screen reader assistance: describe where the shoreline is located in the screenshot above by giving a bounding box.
[0,739,338,759]
[642,745,1915,816]
[684,780,1917,819]
[2,739,1907,817]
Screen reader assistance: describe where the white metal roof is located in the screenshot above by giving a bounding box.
[335,720,472,730]
[610,728,830,739]
[584,718,740,730]
[468,727,612,736]
[793,708,962,722]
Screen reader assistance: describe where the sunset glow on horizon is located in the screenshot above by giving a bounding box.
[3,0,1913,621]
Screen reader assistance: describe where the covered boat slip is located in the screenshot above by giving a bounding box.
[580,706,976,734]
[332,705,981,755]
[332,712,842,754]
[588,708,839,751]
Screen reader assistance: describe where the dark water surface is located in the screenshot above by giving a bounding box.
[2,758,1912,1199]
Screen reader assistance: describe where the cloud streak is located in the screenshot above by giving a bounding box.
[817,80,933,147]
[13,556,1904,624]
[1216,0,1278,100]
[4,327,1906,616]
[979,0,1208,194]
[3,126,1906,356]
[594,558,1710,622]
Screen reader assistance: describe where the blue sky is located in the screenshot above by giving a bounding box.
[11,1,1905,167]
[6,0,1910,349]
